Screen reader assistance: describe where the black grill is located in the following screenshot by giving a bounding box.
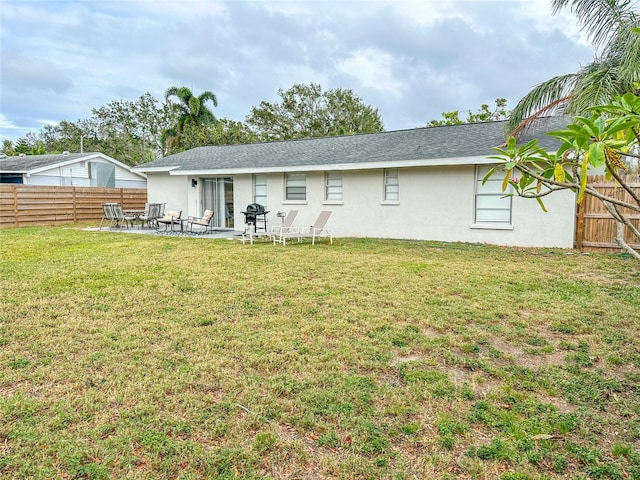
[242,203,269,232]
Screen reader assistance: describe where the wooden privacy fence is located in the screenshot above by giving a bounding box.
[575,175,640,253]
[2,179,639,253]
[0,185,147,228]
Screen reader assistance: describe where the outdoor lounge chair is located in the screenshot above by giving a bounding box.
[185,209,214,233]
[265,210,300,245]
[299,210,333,245]
[274,210,333,245]
[242,210,299,244]
[156,210,182,231]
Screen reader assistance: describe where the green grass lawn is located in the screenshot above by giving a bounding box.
[1,226,639,479]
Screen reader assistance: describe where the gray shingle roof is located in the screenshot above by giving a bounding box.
[139,116,569,174]
[0,152,104,173]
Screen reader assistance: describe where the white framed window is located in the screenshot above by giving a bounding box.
[285,173,306,201]
[325,172,343,201]
[383,168,399,201]
[253,174,267,206]
[474,165,512,224]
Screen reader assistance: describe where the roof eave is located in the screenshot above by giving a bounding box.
[132,166,181,174]
[169,155,506,176]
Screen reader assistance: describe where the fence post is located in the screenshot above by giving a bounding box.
[574,201,585,250]
[72,187,77,222]
[13,185,18,227]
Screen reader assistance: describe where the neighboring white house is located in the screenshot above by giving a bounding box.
[0,152,147,188]
[134,117,576,248]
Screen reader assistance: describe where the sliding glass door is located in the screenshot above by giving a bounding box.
[201,177,234,228]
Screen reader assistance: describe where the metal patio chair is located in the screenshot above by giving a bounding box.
[185,209,214,234]
[112,203,137,229]
[139,203,164,229]
[156,209,182,232]
[99,203,118,230]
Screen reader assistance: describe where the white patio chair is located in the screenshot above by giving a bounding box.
[266,210,299,245]
[299,210,333,245]
[275,210,333,245]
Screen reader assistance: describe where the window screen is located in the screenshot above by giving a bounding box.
[254,174,267,206]
[384,168,399,201]
[285,173,306,201]
[325,172,343,201]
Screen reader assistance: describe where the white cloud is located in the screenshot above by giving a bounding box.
[1,50,73,93]
[337,48,404,94]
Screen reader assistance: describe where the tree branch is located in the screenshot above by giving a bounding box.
[616,150,640,159]
[520,186,568,198]
[605,161,640,206]
[602,201,640,260]
[515,163,640,212]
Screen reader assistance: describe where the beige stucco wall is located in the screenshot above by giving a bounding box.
[146,173,190,214]
[146,166,576,248]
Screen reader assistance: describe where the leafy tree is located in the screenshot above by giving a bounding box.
[92,93,175,163]
[245,83,384,141]
[487,91,640,260]
[508,0,640,134]
[14,137,30,155]
[428,99,508,126]
[10,133,44,155]
[1,140,16,156]
[40,120,102,156]
[32,93,174,164]
[163,86,218,153]
[176,119,258,153]
[31,140,46,155]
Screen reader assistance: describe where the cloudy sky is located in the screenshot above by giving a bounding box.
[1,0,595,143]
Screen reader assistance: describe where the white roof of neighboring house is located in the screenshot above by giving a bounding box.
[0,152,146,178]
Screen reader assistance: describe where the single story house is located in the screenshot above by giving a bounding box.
[135,117,576,248]
[0,152,147,188]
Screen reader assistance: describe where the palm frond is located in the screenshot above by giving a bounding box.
[606,16,640,89]
[509,96,571,140]
[552,0,635,48]
[507,73,578,132]
[198,91,218,108]
[164,86,182,102]
[566,60,619,113]
[188,97,201,118]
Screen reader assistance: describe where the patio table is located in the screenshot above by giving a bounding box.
[125,210,146,228]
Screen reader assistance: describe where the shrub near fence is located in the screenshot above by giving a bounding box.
[0,185,147,228]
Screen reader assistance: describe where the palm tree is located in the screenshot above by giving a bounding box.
[163,86,218,153]
[507,0,640,135]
